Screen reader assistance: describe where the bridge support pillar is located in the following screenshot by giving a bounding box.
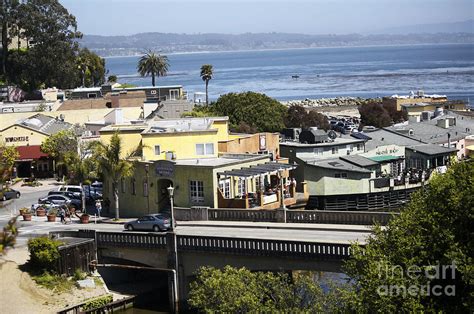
[166,232,179,313]
[276,209,286,223]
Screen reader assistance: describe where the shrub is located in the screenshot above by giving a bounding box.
[81,294,113,311]
[73,268,87,281]
[27,236,63,271]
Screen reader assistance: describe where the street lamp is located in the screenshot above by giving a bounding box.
[167,185,175,230]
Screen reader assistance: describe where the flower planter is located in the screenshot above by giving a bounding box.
[80,214,90,224]
[47,214,56,222]
[36,208,46,216]
[22,214,32,221]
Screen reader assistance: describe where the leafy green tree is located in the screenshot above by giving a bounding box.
[40,129,77,176]
[200,64,213,104]
[344,161,474,312]
[107,75,117,83]
[189,266,345,313]
[137,50,169,86]
[0,144,19,183]
[286,104,330,130]
[77,48,105,87]
[212,92,287,133]
[90,133,134,219]
[0,0,20,78]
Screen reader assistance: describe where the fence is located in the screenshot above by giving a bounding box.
[57,238,95,276]
[286,210,396,225]
[96,232,167,249]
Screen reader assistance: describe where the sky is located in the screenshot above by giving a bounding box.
[60,0,474,36]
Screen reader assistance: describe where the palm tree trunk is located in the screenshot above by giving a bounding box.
[113,185,120,220]
[152,72,155,86]
[205,80,209,105]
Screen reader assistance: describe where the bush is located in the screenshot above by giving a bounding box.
[73,268,87,281]
[81,294,113,311]
[27,236,63,271]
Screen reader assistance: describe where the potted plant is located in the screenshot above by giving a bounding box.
[80,213,90,224]
[21,208,32,221]
[36,206,46,217]
[47,208,57,222]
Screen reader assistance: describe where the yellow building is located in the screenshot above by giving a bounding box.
[0,114,73,177]
[99,117,230,161]
[99,117,298,216]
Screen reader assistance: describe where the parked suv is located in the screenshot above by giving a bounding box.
[58,185,83,196]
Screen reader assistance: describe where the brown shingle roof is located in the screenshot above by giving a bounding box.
[58,91,146,110]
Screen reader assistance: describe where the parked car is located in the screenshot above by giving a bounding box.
[47,191,83,208]
[1,188,20,201]
[37,194,78,209]
[124,214,171,232]
[58,185,83,196]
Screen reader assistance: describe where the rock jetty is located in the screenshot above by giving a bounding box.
[282,97,379,108]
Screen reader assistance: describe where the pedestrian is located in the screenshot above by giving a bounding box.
[59,206,65,224]
[95,199,102,218]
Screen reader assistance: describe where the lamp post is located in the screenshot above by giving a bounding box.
[167,185,178,312]
[145,164,150,214]
[167,185,175,230]
[279,169,287,223]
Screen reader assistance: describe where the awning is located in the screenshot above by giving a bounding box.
[466,145,474,151]
[368,155,403,163]
[218,162,297,178]
[16,145,49,161]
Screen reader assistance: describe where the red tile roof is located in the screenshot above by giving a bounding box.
[16,145,49,160]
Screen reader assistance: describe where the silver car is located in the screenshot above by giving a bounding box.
[124,214,171,232]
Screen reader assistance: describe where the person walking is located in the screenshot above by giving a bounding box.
[95,199,102,218]
[59,206,65,224]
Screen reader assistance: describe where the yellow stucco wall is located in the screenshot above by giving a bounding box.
[141,131,219,161]
[100,129,145,158]
[0,125,48,146]
[210,120,230,141]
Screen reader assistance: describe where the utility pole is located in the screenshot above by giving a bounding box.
[167,185,179,312]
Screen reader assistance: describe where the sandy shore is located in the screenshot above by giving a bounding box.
[0,247,108,314]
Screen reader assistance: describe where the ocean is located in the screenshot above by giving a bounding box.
[105,43,474,102]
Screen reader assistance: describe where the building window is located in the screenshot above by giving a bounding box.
[219,179,231,198]
[121,179,125,193]
[143,180,148,197]
[332,147,339,155]
[237,178,246,197]
[131,178,136,195]
[357,144,363,151]
[154,145,161,155]
[196,143,214,155]
[335,173,348,178]
[190,180,204,203]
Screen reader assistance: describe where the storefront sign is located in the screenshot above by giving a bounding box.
[375,146,400,155]
[155,160,175,177]
[5,136,29,143]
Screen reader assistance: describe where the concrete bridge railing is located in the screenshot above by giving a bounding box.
[178,235,351,258]
[174,207,397,225]
[53,230,353,259]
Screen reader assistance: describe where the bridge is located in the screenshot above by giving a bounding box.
[52,221,372,311]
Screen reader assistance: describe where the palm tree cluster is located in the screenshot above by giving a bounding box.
[137,50,169,86]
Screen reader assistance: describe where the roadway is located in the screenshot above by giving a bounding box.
[1,180,370,247]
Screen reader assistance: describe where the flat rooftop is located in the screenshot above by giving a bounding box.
[174,154,268,167]
[280,137,365,148]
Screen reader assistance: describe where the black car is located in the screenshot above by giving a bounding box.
[1,188,21,201]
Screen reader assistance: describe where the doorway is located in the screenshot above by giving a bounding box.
[157,179,173,214]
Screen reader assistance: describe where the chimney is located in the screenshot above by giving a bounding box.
[111,93,120,108]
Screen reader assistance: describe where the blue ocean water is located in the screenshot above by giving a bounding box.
[105,44,474,102]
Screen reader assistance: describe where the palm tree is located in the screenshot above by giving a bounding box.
[137,50,169,86]
[200,64,213,104]
[91,133,134,220]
